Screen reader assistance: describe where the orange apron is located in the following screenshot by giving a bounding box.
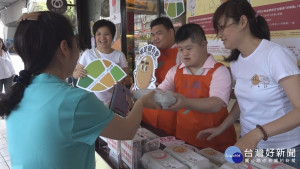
[142,47,178,135]
[174,63,236,153]
[155,47,178,83]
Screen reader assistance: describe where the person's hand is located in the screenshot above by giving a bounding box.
[168,92,187,111]
[234,128,262,161]
[129,83,135,94]
[196,126,225,141]
[73,66,87,79]
[140,91,161,109]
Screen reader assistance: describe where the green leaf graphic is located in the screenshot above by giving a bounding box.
[78,76,93,88]
[111,66,126,81]
[177,2,183,14]
[167,3,176,18]
[85,60,105,78]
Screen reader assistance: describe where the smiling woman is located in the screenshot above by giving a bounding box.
[72,19,129,106]
[202,0,300,168]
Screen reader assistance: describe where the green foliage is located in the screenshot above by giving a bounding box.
[64,0,78,33]
[29,0,77,33]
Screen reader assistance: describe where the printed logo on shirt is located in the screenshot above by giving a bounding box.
[184,80,201,98]
[251,74,270,88]
[185,80,200,90]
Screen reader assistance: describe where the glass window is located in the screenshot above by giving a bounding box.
[126,0,158,85]
[126,0,186,85]
[27,0,78,34]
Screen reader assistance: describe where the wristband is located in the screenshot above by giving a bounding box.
[256,124,268,141]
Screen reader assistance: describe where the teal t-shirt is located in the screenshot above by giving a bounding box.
[6,74,114,169]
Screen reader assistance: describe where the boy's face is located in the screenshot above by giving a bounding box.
[151,24,174,50]
[177,38,208,71]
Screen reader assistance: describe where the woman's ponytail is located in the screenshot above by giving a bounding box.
[0,70,32,117]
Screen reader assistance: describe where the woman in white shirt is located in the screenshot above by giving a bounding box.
[0,38,15,93]
[197,0,300,167]
[73,20,128,105]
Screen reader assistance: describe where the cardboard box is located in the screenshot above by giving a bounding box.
[211,162,220,169]
[99,136,108,143]
[160,136,185,147]
[197,147,227,166]
[136,127,160,153]
[220,162,259,169]
[107,138,121,152]
[121,127,160,169]
[108,148,122,168]
[107,138,122,168]
[141,149,189,169]
[121,134,144,169]
[164,145,211,169]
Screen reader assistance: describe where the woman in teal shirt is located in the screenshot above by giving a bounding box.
[0,11,159,169]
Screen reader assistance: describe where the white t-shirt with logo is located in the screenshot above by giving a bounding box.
[0,50,15,79]
[231,39,300,149]
[78,49,128,105]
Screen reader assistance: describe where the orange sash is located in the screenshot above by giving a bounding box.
[174,63,236,153]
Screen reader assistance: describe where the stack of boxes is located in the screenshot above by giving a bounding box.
[100,130,297,169]
[163,145,211,169]
[101,127,160,169]
[141,149,189,169]
[120,134,144,169]
[106,138,122,168]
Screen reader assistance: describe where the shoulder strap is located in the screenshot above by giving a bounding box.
[176,64,183,74]
[207,62,224,75]
[94,48,101,58]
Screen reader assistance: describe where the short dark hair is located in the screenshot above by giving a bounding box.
[0,38,7,52]
[93,19,116,38]
[0,11,75,117]
[150,16,175,32]
[175,23,207,45]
